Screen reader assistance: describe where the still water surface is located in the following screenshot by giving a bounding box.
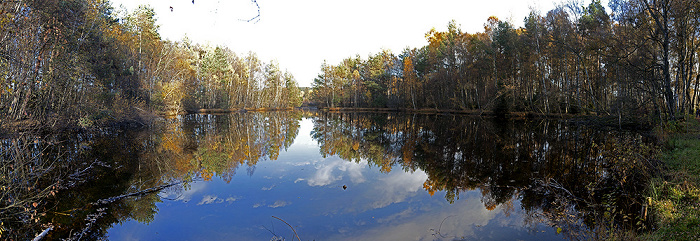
[109,115,560,240]
[37,111,656,240]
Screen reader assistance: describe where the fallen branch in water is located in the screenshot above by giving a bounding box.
[272,216,301,241]
[92,181,183,205]
[65,208,106,241]
[65,181,183,240]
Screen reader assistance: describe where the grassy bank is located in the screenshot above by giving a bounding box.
[644,118,700,240]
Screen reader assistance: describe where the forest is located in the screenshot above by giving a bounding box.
[0,0,302,129]
[3,0,699,128]
[311,0,700,121]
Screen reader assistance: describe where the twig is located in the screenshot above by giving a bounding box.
[64,182,183,240]
[436,215,455,238]
[272,216,301,241]
[68,159,98,179]
[262,225,283,241]
[535,178,585,202]
[65,208,106,241]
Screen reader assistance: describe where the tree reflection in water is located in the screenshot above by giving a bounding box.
[310,112,658,239]
[142,111,303,184]
[7,111,658,239]
[11,111,302,240]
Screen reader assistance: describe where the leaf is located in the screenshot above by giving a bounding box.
[556,227,562,234]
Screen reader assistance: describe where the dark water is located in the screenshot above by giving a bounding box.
[3,111,658,240]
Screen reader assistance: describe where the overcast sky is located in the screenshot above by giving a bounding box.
[110,0,609,87]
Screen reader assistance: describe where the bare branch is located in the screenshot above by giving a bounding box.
[239,0,260,23]
[271,216,301,241]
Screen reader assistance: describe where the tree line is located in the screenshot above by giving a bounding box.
[311,0,700,120]
[0,0,302,128]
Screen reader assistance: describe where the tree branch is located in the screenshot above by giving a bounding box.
[272,216,301,241]
[239,0,261,23]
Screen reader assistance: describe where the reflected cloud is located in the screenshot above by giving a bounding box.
[330,197,508,241]
[197,195,239,205]
[376,208,415,224]
[308,162,342,186]
[225,197,238,204]
[307,158,365,186]
[269,200,291,208]
[198,195,218,205]
[160,181,207,203]
[338,161,365,184]
[251,200,291,208]
[368,170,428,209]
[290,161,311,166]
[261,185,275,191]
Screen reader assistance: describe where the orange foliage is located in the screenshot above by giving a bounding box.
[201,168,214,181]
[423,179,439,197]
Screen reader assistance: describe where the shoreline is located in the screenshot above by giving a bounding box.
[1,107,654,135]
[643,118,700,240]
[322,107,575,118]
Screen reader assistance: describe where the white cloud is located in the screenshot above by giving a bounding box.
[268,200,291,208]
[225,196,238,204]
[376,208,415,224]
[306,158,366,187]
[338,161,366,184]
[367,169,429,209]
[197,195,222,205]
[160,181,207,203]
[328,197,508,241]
[307,162,342,186]
[290,161,311,167]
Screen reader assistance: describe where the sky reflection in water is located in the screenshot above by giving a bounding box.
[107,118,561,240]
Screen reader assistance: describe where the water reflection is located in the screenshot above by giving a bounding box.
[145,111,303,183]
[310,112,658,239]
[2,111,657,240]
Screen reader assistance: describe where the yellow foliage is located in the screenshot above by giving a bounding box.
[201,168,214,181]
[423,179,438,197]
[381,163,392,173]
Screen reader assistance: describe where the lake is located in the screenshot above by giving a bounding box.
[6,111,658,240]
